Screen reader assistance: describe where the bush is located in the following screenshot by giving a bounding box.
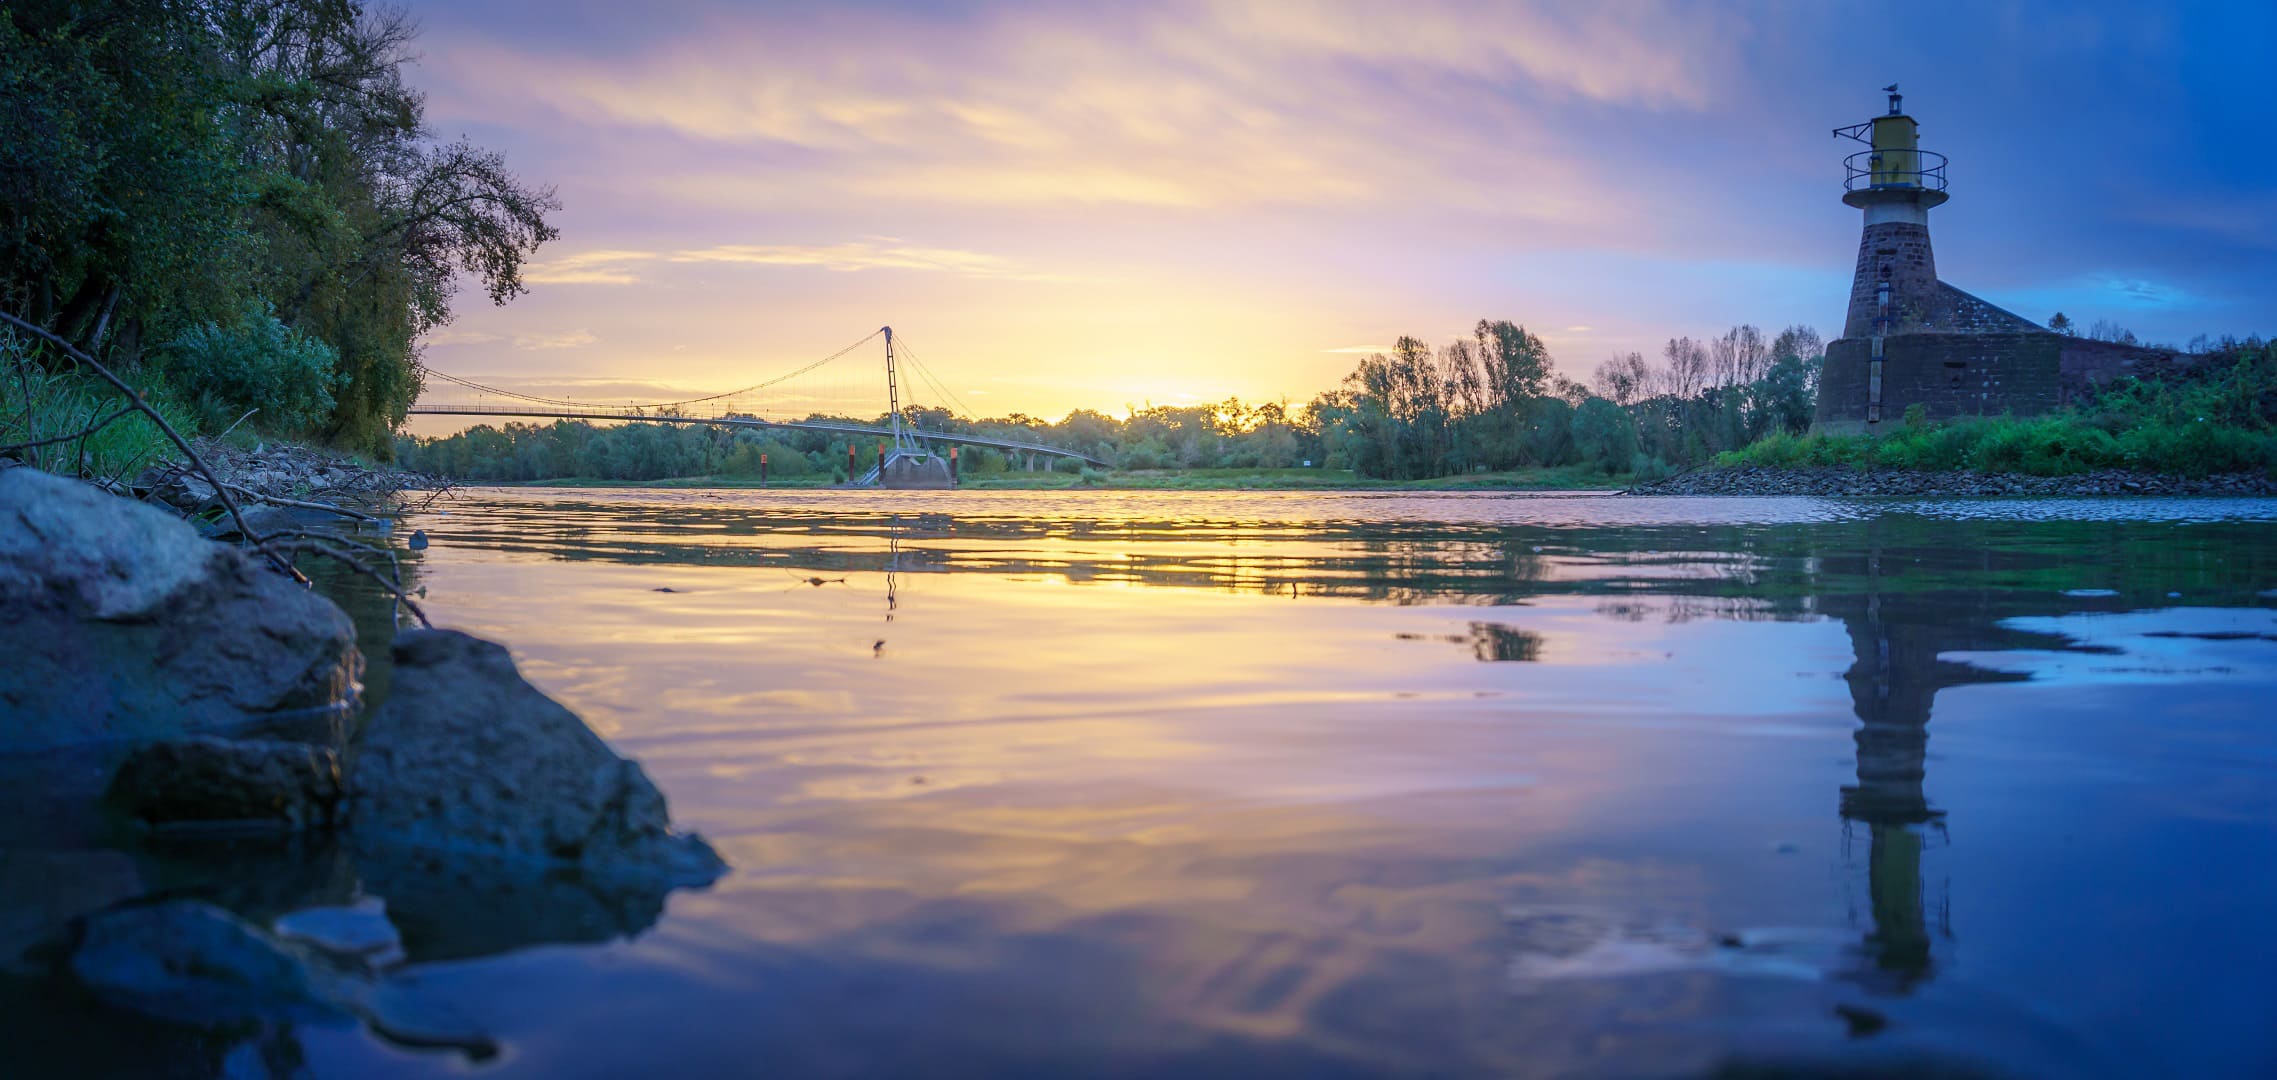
[1718,350,2277,479]
[158,301,342,434]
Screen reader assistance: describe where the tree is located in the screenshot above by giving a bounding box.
[1663,337,1710,399]
[1712,325,1774,386]
[1474,320,1551,410]
[1569,397,1637,472]
[2088,319,2138,345]
[1591,352,1651,407]
[2049,312,2075,336]
[0,1,557,452]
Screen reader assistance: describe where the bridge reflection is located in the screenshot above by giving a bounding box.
[343,495,2277,1004]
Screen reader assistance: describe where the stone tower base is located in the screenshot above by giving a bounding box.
[1814,332,2204,435]
[1816,333,2061,434]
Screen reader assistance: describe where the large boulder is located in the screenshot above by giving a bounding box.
[348,629,725,886]
[108,736,344,832]
[66,900,339,1029]
[61,899,496,1057]
[0,468,360,753]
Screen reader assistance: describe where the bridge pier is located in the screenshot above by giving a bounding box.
[879,449,953,489]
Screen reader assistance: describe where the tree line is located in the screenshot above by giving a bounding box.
[3,1,556,453]
[398,320,1828,482]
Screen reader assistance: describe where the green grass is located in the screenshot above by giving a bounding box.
[2,346,198,483]
[1721,412,2277,479]
[1721,350,2277,479]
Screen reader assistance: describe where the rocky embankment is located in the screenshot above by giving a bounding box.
[125,439,442,541]
[1634,465,2277,498]
[188,439,436,503]
[0,466,721,1062]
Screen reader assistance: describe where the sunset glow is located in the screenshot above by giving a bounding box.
[407,1,2272,420]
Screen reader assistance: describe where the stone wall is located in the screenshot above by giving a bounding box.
[1842,222,1940,338]
[1930,283,2045,334]
[2057,338,2208,404]
[1816,332,2064,432]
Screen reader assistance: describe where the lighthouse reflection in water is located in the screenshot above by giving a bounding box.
[300,490,2277,1076]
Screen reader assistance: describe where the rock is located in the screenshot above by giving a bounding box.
[349,629,725,887]
[355,973,498,1058]
[156,472,218,511]
[66,899,496,1058]
[351,839,683,964]
[273,897,403,968]
[1,468,223,620]
[67,900,339,1029]
[0,468,359,752]
[107,736,343,832]
[201,501,295,541]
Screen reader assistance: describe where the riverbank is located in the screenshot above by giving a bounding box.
[190,437,439,504]
[511,465,1632,492]
[1,465,721,1067]
[1637,464,2277,497]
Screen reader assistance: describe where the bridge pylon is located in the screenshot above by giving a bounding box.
[871,325,952,489]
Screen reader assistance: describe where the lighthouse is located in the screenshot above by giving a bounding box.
[1813,88,2087,434]
[1837,88,1948,382]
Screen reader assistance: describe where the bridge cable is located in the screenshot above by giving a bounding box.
[894,336,981,421]
[415,327,884,412]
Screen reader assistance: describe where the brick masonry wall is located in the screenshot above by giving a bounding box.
[1843,222,1939,338]
[1931,283,2045,334]
[1816,332,2064,430]
[2057,338,2209,404]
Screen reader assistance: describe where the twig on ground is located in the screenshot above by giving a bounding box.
[214,408,260,441]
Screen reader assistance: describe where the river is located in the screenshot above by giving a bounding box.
[76,491,2277,1074]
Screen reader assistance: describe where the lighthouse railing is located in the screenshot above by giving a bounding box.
[1843,149,1947,193]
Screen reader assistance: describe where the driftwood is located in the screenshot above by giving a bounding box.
[0,309,430,627]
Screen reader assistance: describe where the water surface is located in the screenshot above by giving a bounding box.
[111,492,2277,1074]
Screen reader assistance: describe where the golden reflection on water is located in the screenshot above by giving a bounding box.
[346,489,2277,1076]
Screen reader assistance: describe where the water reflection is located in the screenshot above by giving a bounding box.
[44,491,2277,1076]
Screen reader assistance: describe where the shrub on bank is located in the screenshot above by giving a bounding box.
[1717,344,2277,478]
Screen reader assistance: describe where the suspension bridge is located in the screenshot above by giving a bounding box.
[407,326,1105,486]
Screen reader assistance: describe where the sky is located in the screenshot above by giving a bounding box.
[403,0,2277,423]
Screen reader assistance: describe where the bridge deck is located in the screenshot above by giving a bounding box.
[406,405,1105,467]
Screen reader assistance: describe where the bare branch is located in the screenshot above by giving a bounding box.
[0,309,303,582]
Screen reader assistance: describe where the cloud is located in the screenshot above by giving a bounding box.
[520,241,1058,286]
[521,249,661,285]
[1322,345,1395,354]
[431,1,1742,216]
[514,329,600,350]
[417,326,596,349]
[670,243,1057,278]
[2100,279,2192,309]
[421,327,504,347]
